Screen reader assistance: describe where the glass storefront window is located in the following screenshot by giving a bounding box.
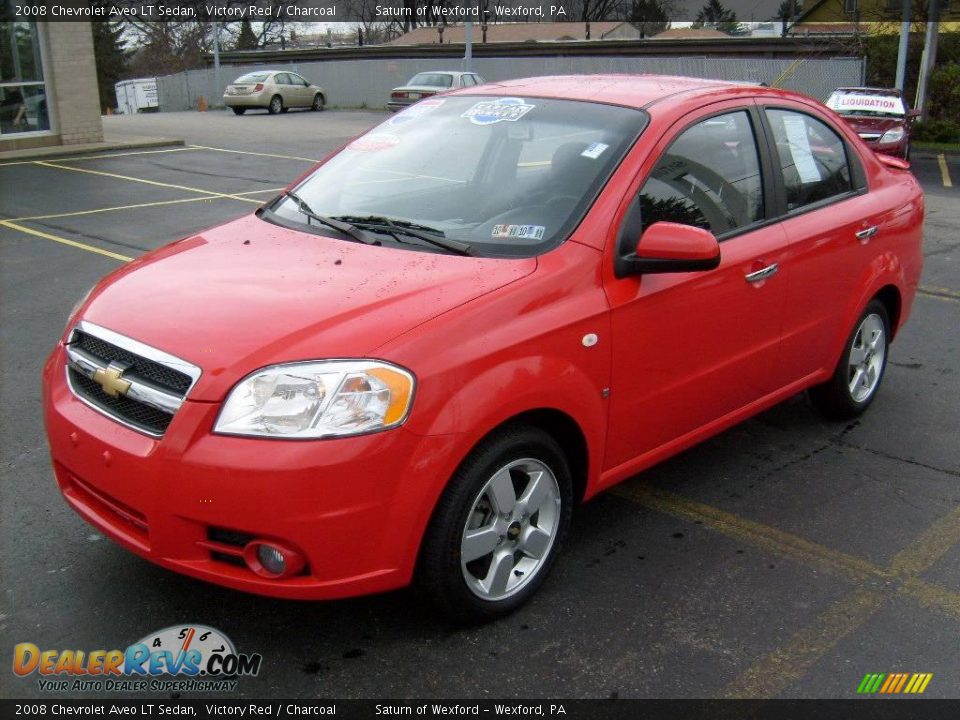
[0,21,52,135]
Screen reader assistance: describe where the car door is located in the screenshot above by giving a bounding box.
[290,73,311,107]
[603,104,790,472]
[758,104,882,388]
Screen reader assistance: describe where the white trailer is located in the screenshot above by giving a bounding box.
[114,78,159,114]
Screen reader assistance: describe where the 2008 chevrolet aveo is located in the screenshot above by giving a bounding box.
[44,75,923,623]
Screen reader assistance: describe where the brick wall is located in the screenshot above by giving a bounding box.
[43,22,103,146]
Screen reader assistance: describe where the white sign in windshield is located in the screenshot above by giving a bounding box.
[827,93,906,116]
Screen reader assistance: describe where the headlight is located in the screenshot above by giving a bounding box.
[214,360,415,439]
[880,127,905,144]
[65,286,93,332]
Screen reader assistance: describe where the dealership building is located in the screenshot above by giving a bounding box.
[0,20,103,151]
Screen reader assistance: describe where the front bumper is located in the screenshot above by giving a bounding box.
[862,137,909,159]
[43,344,459,600]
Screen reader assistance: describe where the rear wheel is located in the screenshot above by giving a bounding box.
[231,107,245,116]
[312,94,325,111]
[268,95,283,115]
[418,424,572,624]
[810,300,890,420]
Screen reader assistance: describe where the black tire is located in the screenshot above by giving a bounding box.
[312,94,325,112]
[231,107,246,116]
[268,95,283,115]
[809,299,890,420]
[418,424,573,624]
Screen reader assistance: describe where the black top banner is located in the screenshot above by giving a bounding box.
[3,699,959,720]
[1,0,853,24]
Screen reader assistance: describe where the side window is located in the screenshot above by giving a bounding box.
[764,109,853,211]
[461,75,473,87]
[293,75,309,87]
[637,111,764,236]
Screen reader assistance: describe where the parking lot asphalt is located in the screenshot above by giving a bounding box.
[1,110,959,700]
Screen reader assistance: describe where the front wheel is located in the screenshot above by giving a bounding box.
[312,94,325,111]
[418,424,572,623]
[809,300,890,420]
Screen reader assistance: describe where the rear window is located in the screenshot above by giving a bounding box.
[409,73,454,88]
[235,73,271,84]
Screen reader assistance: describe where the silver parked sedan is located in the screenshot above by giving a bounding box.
[387,71,486,112]
[224,71,326,115]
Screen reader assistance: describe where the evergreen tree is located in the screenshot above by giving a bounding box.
[92,21,128,112]
[629,0,669,38]
[235,20,258,51]
[693,0,744,34]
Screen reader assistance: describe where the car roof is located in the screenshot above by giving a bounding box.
[446,74,788,110]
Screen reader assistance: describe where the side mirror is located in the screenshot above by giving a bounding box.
[616,222,721,278]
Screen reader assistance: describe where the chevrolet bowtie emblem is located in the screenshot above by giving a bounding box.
[93,363,132,398]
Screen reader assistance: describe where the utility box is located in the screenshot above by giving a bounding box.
[114,78,159,114]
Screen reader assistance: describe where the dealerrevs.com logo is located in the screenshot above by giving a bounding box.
[12,624,262,693]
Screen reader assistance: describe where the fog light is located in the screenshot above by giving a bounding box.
[242,540,305,579]
[258,545,285,575]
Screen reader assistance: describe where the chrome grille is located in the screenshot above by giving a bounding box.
[65,321,201,437]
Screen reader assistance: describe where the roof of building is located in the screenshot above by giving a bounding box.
[650,28,731,40]
[387,22,629,45]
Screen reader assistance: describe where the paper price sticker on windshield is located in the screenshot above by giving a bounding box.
[463,98,536,125]
[581,142,609,159]
[492,224,545,240]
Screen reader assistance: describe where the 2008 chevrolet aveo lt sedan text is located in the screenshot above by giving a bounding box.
[44,75,923,623]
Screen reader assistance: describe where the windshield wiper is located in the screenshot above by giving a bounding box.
[332,215,473,256]
[282,192,380,246]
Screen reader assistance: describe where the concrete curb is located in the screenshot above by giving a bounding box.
[0,136,184,163]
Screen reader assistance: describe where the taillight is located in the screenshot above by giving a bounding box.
[254,83,264,92]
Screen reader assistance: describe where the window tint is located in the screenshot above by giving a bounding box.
[409,73,454,88]
[637,111,764,236]
[765,109,853,211]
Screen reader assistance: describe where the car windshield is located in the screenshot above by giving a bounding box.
[235,72,271,84]
[408,73,455,88]
[826,91,906,119]
[265,96,647,257]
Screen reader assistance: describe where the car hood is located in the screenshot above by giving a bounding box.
[839,115,905,135]
[80,214,535,401]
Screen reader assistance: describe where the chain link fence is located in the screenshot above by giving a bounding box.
[156,55,864,113]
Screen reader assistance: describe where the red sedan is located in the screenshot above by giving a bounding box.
[44,75,924,622]
[826,87,917,160]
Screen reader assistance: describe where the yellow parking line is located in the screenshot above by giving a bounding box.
[614,481,960,696]
[918,285,960,303]
[1,220,132,262]
[35,161,264,204]
[10,187,283,222]
[610,483,884,583]
[938,153,953,188]
[187,144,319,163]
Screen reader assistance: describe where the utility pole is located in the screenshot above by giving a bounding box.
[914,0,941,119]
[212,22,221,109]
[465,20,473,71]
[894,0,911,91]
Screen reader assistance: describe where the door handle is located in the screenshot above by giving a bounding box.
[745,263,779,283]
[855,226,878,242]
